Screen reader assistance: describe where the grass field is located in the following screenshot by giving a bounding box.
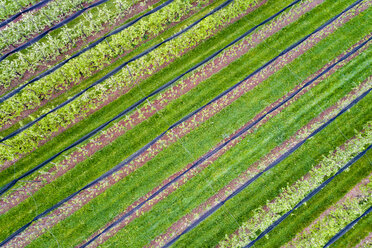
[0,0,371,247]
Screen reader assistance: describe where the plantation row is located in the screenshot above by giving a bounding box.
[0,0,213,112]
[0,0,40,22]
[219,123,372,247]
[0,0,326,210]
[0,0,352,198]
[287,173,371,247]
[0,0,99,52]
[0,0,154,91]
[332,208,372,247]
[0,0,260,164]
[0,0,371,247]
[0,0,370,223]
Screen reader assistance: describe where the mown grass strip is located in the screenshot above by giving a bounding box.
[0,0,367,242]
[244,145,372,248]
[166,47,372,246]
[331,213,372,247]
[163,82,372,248]
[255,149,372,248]
[118,42,372,247]
[162,37,371,246]
[2,0,296,190]
[155,74,371,248]
[27,14,372,248]
[81,35,372,248]
[0,0,168,98]
[0,0,314,201]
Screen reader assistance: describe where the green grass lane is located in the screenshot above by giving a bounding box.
[0,0,308,196]
[0,0,223,137]
[0,0,367,243]
[331,213,372,248]
[27,11,372,248]
[254,149,372,248]
[0,0,169,98]
[102,49,372,248]
[1,0,362,191]
[0,0,230,177]
[0,0,268,175]
[167,41,372,247]
[1,0,301,242]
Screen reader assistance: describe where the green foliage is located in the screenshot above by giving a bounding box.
[27,12,372,247]
[0,0,145,90]
[0,0,40,21]
[331,209,372,247]
[285,174,372,247]
[0,0,97,51]
[0,0,370,247]
[219,122,372,247]
[0,0,258,164]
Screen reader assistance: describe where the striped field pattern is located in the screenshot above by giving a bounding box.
[0,0,371,247]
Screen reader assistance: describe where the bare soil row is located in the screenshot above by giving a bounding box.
[1,0,275,206]
[79,39,370,248]
[0,0,214,131]
[2,3,366,246]
[284,173,372,247]
[148,79,371,248]
[0,0,162,96]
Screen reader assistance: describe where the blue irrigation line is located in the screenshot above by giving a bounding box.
[162,87,372,248]
[0,0,52,28]
[0,0,367,204]
[0,0,111,62]
[323,206,372,248]
[0,0,236,245]
[0,0,234,142]
[0,0,368,245]
[0,2,371,246]
[0,0,172,103]
[244,144,372,248]
[80,30,371,248]
[0,0,307,196]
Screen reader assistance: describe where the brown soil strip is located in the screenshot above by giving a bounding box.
[147,78,372,248]
[0,0,174,130]
[0,0,221,165]
[0,0,162,96]
[2,3,367,247]
[77,36,369,248]
[284,174,372,248]
[0,0,107,49]
[0,0,322,212]
[0,0,264,168]
[0,1,55,30]
[0,0,227,131]
[220,133,371,247]
[355,232,372,248]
